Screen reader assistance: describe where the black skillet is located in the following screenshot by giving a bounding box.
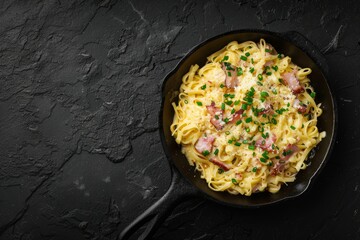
[119,30,337,240]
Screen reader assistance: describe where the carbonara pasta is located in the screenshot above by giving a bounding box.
[170,39,326,196]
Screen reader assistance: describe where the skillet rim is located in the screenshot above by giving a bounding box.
[159,29,337,207]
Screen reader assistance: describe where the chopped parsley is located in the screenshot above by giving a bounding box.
[262,132,269,139]
[283,150,293,156]
[243,97,253,104]
[214,149,219,155]
[202,150,210,156]
[258,126,264,132]
[196,101,202,106]
[245,117,252,123]
[240,55,247,61]
[221,55,229,62]
[237,67,243,76]
[275,108,288,115]
[248,145,255,150]
[225,100,233,106]
[201,84,206,90]
[260,91,269,98]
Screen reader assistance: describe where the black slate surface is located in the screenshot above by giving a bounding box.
[0,0,359,239]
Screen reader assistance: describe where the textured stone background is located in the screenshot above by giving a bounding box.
[0,0,359,239]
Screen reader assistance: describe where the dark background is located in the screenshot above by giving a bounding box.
[0,0,359,239]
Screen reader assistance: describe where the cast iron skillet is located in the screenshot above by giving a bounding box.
[120,30,337,240]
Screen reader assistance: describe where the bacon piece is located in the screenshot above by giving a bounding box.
[270,159,284,176]
[221,63,238,88]
[265,43,277,56]
[270,144,299,175]
[258,102,273,115]
[239,59,249,68]
[280,144,299,161]
[210,117,224,130]
[235,173,243,180]
[264,60,274,68]
[206,102,224,130]
[229,109,244,124]
[195,135,215,154]
[255,134,277,152]
[293,99,308,114]
[206,101,219,116]
[209,157,231,171]
[252,183,261,193]
[281,71,304,94]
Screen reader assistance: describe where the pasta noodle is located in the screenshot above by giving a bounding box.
[170,39,325,196]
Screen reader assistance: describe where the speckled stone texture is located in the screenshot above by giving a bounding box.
[0,0,359,239]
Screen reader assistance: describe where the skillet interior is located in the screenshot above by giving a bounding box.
[160,30,336,207]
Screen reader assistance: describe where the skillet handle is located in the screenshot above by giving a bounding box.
[119,167,199,240]
[280,31,329,76]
